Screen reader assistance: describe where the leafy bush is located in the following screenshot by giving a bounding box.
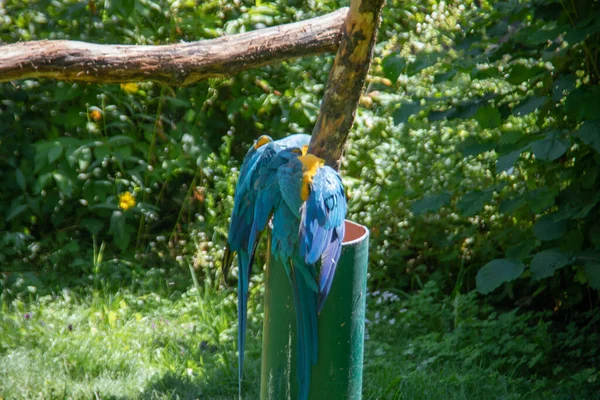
[344,0,600,310]
[364,281,600,398]
[0,0,334,297]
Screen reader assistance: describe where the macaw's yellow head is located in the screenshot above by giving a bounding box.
[298,154,325,201]
[254,135,273,149]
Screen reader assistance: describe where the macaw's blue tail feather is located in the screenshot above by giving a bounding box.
[289,259,318,400]
[317,225,344,313]
[237,250,250,399]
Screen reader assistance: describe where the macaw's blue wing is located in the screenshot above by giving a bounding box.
[226,136,273,254]
[247,148,303,259]
[277,157,305,219]
[288,256,319,400]
[270,199,300,274]
[277,133,311,149]
[299,165,347,313]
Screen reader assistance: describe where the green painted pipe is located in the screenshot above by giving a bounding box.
[260,220,369,400]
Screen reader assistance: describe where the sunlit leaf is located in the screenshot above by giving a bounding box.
[512,96,547,116]
[382,54,405,83]
[474,106,501,129]
[411,192,451,215]
[531,132,569,161]
[496,149,522,172]
[393,102,421,125]
[457,190,493,217]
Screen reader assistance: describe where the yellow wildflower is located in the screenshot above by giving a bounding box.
[89,109,102,121]
[120,83,139,94]
[118,192,136,210]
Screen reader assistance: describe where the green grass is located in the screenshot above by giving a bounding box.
[1,281,598,399]
[0,285,250,399]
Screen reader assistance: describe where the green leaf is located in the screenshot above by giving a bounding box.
[434,70,456,83]
[428,108,457,121]
[564,17,600,44]
[80,218,104,235]
[531,132,569,161]
[565,86,600,122]
[110,0,135,17]
[393,102,421,125]
[496,149,522,172]
[530,249,573,280]
[513,96,547,116]
[6,204,28,221]
[499,194,527,214]
[406,52,440,75]
[476,259,524,294]
[48,143,63,163]
[108,135,136,146]
[506,238,537,260]
[590,225,600,249]
[411,192,451,215]
[457,190,493,217]
[382,54,405,83]
[474,106,502,129]
[577,120,600,153]
[53,172,73,198]
[584,263,600,290]
[552,74,576,102]
[498,131,523,145]
[507,64,545,85]
[109,210,129,251]
[529,188,556,213]
[459,138,495,157]
[94,145,111,160]
[533,214,566,241]
[15,168,26,192]
[163,96,191,108]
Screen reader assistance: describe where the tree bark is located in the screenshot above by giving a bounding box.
[0,8,347,86]
[308,0,386,170]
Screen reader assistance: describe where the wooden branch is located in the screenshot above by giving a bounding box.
[0,8,348,86]
[308,0,385,170]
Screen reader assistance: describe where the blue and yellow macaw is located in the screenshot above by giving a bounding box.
[223,133,311,397]
[249,148,347,400]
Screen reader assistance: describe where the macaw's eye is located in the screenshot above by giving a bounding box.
[254,135,272,149]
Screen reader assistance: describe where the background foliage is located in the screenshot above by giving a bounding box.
[1,0,599,398]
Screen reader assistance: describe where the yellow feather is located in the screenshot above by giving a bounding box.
[254,135,272,149]
[298,154,325,201]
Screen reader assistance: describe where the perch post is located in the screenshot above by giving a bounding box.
[260,221,370,399]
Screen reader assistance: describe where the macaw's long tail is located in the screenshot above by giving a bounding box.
[289,259,318,400]
[237,250,250,399]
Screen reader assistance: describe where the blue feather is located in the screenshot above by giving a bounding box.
[224,134,310,399]
[289,257,318,400]
[298,165,347,312]
[237,250,250,399]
